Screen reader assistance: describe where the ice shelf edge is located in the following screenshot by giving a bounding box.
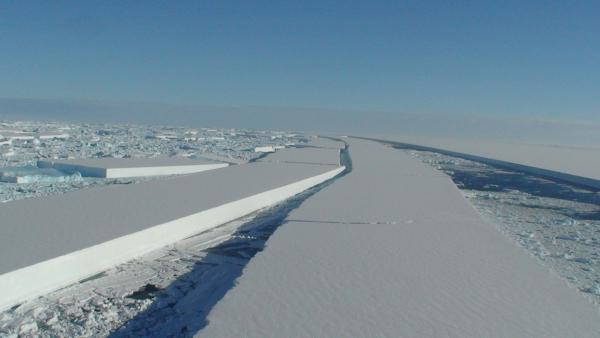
[0,166,345,311]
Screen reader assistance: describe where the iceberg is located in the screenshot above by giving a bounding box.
[0,166,83,184]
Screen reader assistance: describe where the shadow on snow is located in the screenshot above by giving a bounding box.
[108,140,351,337]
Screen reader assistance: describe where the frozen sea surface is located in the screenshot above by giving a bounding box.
[405,149,600,304]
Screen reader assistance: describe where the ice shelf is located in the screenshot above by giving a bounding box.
[196,138,600,338]
[37,157,229,178]
[0,160,344,311]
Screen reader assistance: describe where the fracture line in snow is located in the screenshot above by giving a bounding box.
[286,219,414,225]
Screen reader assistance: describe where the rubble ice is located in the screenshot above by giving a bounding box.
[0,120,310,202]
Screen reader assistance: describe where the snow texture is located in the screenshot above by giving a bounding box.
[0,211,261,337]
[0,136,346,337]
[197,138,600,338]
[0,161,344,311]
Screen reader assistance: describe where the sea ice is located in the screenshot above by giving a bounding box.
[0,120,312,202]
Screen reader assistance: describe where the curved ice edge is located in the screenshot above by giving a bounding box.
[0,166,345,311]
[356,136,600,190]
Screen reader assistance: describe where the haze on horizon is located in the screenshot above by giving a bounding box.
[1,1,599,143]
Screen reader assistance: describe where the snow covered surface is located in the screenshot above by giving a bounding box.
[258,147,340,166]
[0,183,335,337]
[0,160,343,311]
[38,157,228,178]
[0,211,258,337]
[0,137,346,337]
[197,138,600,337]
[408,149,600,304]
[366,134,600,185]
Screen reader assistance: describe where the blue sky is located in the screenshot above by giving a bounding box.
[1,1,599,129]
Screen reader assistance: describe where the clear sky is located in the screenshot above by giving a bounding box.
[1,1,599,129]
